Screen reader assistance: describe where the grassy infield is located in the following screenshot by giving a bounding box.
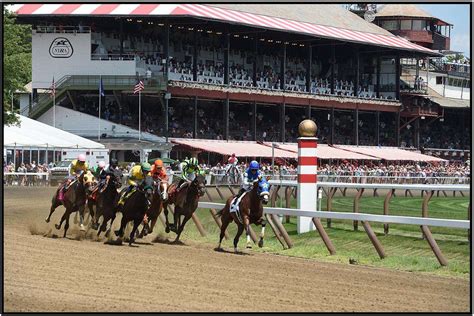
[166,193,470,279]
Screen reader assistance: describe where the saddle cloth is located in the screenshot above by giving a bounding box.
[229,191,247,214]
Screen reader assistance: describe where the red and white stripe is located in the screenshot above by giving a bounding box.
[10,3,436,54]
[297,139,318,184]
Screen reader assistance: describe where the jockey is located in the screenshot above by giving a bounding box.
[151,159,168,182]
[177,157,203,191]
[231,160,262,208]
[118,162,151,206]
[92,161,107,181]
[226,153,239,173]
[104,158,123,186]
[59,154,89,200]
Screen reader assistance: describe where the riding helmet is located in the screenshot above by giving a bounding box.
[189,157,198,167]
[249,160,259,170]
[98,161,106,168]
[78,154,86,162]
[154,159,164,168]
[110,158,118,167]
[141,162,152,172]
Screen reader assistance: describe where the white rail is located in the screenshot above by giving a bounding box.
[268,180,471,192]
[198,201,470,230]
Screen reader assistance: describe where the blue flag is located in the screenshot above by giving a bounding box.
[99,77,105,97]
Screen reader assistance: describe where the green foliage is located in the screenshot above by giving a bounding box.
[3,7,31,126]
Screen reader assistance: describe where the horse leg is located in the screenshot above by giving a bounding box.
[174,214,191,243]
[217,209,231,250]
[63,209,72,238]
[46,198,60,223]
[149,217,158,234]
[244,217,252,249]
[234,223,245,253]
[106,212,116,238]
[258,217,267,248]
[164,203,171,233]
[55,208,69,230]
[115,215,127,238]
[129,219,141,246]
[78,205,86,231]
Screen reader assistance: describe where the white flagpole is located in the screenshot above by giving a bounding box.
[138,90,141,140]
[53,92,56,128]
[98,75,101,140]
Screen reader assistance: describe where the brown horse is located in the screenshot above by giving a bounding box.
[216,177,270,252]
[160,174,206,242]
[139,179,168,238]
[114,175,155,246]
[95,174,121,237]
[45,171,92,237]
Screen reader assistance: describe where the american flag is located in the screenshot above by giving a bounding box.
[134,79,144,94]
[50,77,55,98]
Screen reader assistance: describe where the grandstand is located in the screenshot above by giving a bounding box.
[11,4,470,163]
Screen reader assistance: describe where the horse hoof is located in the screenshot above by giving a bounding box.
[128,239,135,246]
[105,230,110,238]
[114,230,120,237]
[165,227,170,233]
[55,224,60,230]
[45,218,50,223]
[258,240,264,248]
[246,245,252,249]
[80,224,86,232]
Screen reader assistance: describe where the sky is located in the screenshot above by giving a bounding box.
[413,4,470,57]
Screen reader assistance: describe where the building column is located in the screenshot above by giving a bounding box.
[224,29,230,85]
[164,22,170,77]
[354,107,359,145]
[396,111,401,147]
[281,102,286,142]
[414,117,420,149]
[395,54,401,100]
[223,97,229,140]
[306,104,311,119]
[280,43,286,90]
[354,48,360,97]
[330,107,335,144]
[119,19,124,57]
[193,29,198,81]
[193,96,198,138]
[376,111,380,145]
[253,37,258,87]
[306,45,312,93]
[252,101,257,141]
[376,56,381,98]
[331,41,335,95]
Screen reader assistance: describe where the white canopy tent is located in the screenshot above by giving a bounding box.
[4,114,105,166]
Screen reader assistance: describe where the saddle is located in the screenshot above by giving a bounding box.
[230,191,247,214]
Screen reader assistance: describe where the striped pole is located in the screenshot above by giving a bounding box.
[297,120,318,234]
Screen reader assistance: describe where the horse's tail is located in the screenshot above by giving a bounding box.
[216,208,224,218]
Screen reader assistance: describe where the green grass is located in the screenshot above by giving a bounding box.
[161,193,470,279]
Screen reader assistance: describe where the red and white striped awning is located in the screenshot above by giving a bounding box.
[334,145,447,162]
[11,3,437,54]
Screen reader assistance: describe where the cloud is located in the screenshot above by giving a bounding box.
[451,34,471,57]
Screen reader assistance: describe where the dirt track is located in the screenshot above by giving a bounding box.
[3,187,470,312]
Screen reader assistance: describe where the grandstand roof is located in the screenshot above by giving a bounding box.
[4,114,105,149]
[375,4,451,26]
[266,143,379,160]
[427,88,470,109]
[11,4,439,55]
[335,145,447,162]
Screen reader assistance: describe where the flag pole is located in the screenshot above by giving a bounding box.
[53,91,56,128]
[138,90,141,141]
[98,75,101,140]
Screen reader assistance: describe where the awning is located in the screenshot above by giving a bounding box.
[266,143,379,160]
[11,4,438,55]
[4,114,105,149]
[334,145,447,162]
[170,138,297,158]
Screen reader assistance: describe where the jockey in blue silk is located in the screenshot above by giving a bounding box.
[231,160,262,208]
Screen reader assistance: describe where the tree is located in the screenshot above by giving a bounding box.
[3,7,31,126]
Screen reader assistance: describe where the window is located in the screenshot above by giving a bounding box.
[436,76,443,84]
[400,20,412,30]
[382,20,398,30]
[412,20,427,31]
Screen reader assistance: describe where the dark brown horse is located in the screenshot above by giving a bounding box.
[45,171,92,237]
[114,175,155,246]
[95,174,121,237]
[216,177,270,252]
[160,174,206,242]
[139,179,168,238]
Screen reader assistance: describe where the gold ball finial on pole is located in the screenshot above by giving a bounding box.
[298,119,318,137]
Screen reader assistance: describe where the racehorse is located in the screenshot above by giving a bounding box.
[216,177,270,252]
[45,171,91,237]
[139,179,168,238]
[95,174,121,237]
[161,174,206,242]
[114,175,155,246]
[83,171,98,228]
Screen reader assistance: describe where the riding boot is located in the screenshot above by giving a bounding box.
[118,185,132,206]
